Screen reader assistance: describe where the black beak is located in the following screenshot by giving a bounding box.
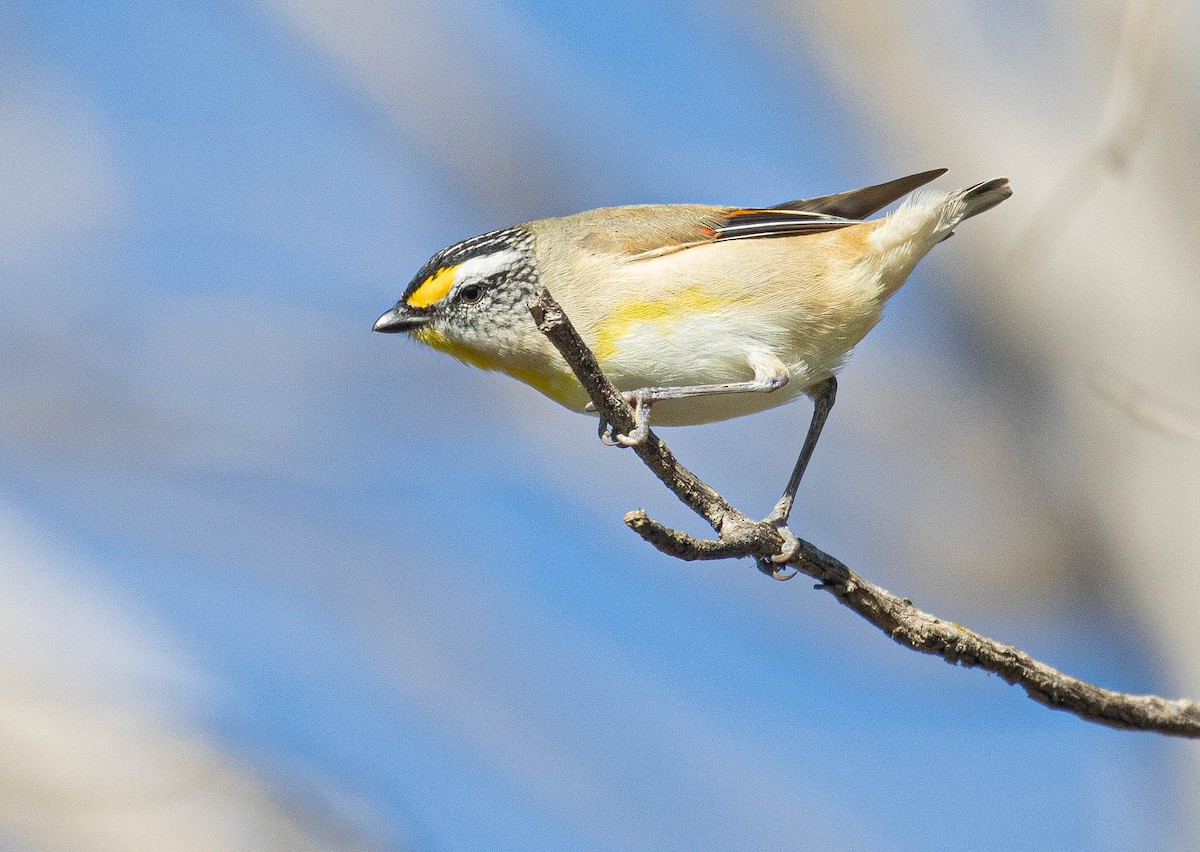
[373,308,430,333]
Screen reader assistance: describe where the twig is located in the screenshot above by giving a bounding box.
[527,292,777,552]
[528,287,1200,737]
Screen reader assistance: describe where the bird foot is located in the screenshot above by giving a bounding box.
[754,516,800,580]
[591,392,652,447]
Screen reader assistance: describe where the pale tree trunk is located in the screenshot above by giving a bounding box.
[757,0,1200,842]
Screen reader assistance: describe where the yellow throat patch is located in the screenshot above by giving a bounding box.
[413,326,579,407]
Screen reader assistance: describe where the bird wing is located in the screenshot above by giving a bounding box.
[705,169,950,245]
[702,207,863,243]
[567,170,947,260]
[769,168,947,218]
[570,204,862,261]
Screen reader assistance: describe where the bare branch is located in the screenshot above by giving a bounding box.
[529,287,1200,738]
[623,509,768,561]
[528,290,774,547]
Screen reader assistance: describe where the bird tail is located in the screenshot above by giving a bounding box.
[865,176,1011,297]
[870,176,1011,255]
[936,177,1011,240]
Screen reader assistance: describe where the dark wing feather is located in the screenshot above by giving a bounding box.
[590,171,947,259]
[770,168,947,219]
[703,208,862,242]
[703,169,947,243]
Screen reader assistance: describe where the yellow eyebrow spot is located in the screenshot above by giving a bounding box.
[407,264,459,308]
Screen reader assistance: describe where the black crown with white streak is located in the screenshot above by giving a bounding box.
[401,226,534,309]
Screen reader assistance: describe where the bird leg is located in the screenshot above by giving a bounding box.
[756,376,837,578]
[591,354,792,447]
[589,356,834,580]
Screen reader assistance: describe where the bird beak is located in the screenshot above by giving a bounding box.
[373,307,430,333]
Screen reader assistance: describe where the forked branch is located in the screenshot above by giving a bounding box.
[528,287,1200,737]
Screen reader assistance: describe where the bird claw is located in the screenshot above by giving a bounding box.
[594,392,652,447]
[770,522,800,564]
[756,556,799,581]
[754,518,800,580]
[598,420,648,447]
[598,420,629,446]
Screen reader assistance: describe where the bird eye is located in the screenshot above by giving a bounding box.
[460,284,483,303]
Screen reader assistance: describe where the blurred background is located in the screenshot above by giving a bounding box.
[2,0,1198,849]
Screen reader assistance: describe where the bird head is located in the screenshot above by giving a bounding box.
[373,226,539,362]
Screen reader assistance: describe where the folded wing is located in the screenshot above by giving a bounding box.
[584,169,948,259]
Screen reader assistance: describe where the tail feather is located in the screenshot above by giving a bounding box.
[931,177,1011,242]
[866,175,1011,294]
[957,177,1012,223]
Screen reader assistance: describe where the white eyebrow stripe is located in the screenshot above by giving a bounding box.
[454,249,522,283]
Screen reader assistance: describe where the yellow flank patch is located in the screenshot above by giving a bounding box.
[406,265,459,308]
[593,287,733,361]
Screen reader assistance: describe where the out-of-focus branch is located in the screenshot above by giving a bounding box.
[1014,0,1165,264]
[529,287,1200,738]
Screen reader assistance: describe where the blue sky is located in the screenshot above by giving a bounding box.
[0,1,1187,849]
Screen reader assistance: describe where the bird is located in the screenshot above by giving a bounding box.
[374,169,1011,575]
